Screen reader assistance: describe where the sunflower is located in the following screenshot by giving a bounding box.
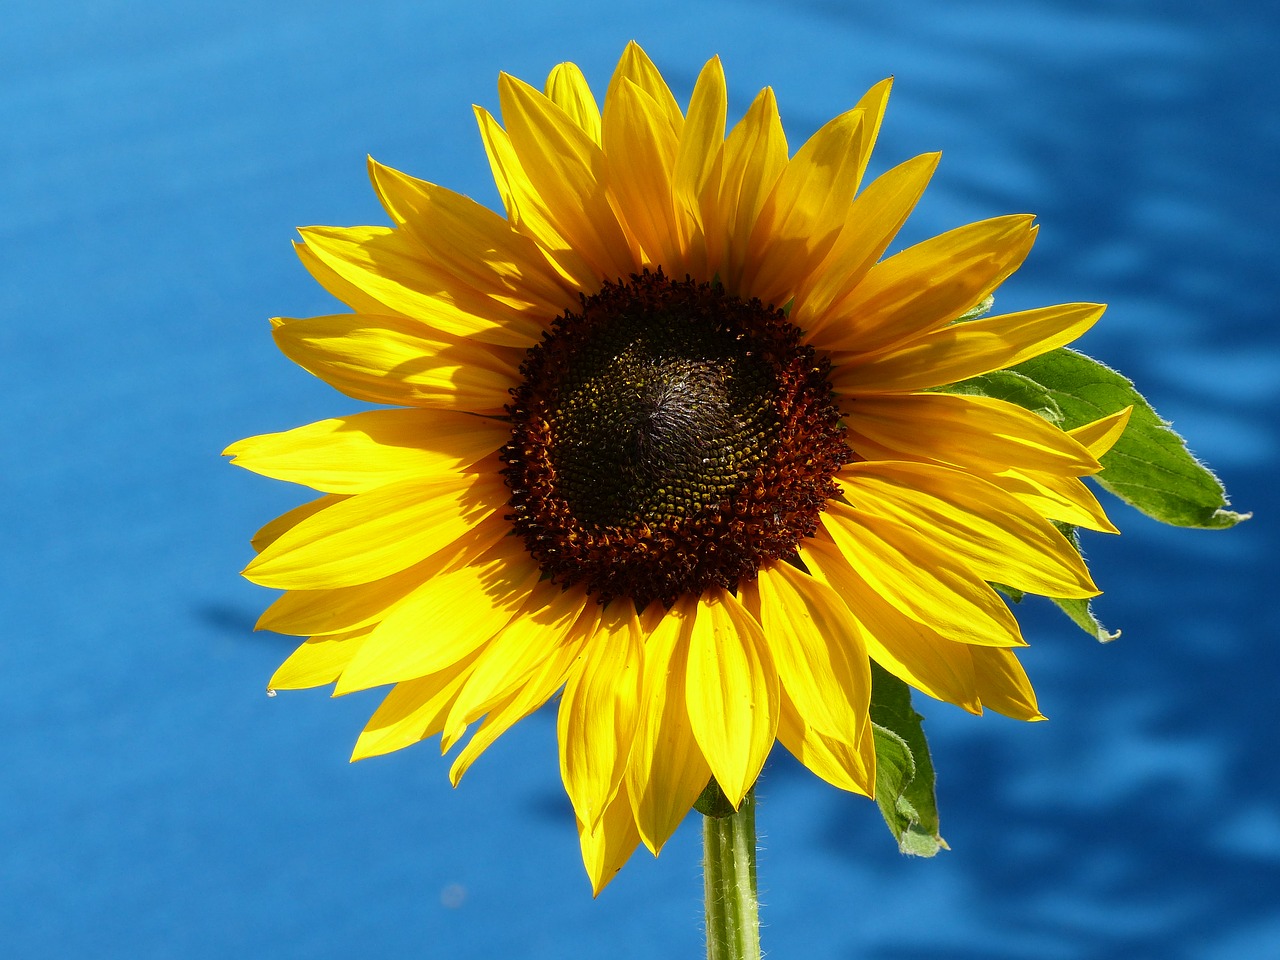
[227,42,1126,893]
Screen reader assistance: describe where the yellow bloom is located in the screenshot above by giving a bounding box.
[227,43,1125,893]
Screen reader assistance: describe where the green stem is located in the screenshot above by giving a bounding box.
[702,785,760,960]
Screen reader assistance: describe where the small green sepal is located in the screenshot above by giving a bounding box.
[955,294,995,322]
[694,779,739,819]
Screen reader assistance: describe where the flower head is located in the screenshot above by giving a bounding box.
[227,43,1125,893]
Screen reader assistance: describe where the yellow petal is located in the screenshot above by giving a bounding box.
[603,79,680,268]
[269,627,372,691]
[740,106,868,306]
[298,225,544,349]
[293,241,391,316]
[970,646,1044,721]
[833,303,1105,394]
[366,158,576,315]
[849,78,894,173]
[821,503,1026,647]
[250,494,347,554]
[448,610,595,784]
[498,73,638,280]
[578,785,643,897]
[624,595,712,855]
[837,461,1099,598]
[473,105,599,290]
[671,56,727,273]
[335,536,542,693]
[793,152,939,339]
[745,562,870,747]
[350,659,479,761]
[245,470,505,590]
[717,87,787,294]
[775,691,875,796]
[257,517,506,637]
[444,580,594,736]
[844,392,1102,476]
[685,586,779,807]
[558,601,643,832]
[1069,406,1133,457]
[801,538,981,711]
[272,313,518,413]
[225,409,507,494]
[604,42,683,140]
[545,61,602,144]
[637,599,669,636]
[990,468,1120,533]
[819,215,1038,355]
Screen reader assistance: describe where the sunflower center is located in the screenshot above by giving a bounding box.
[502,270,849,609]
[547,296,775,529]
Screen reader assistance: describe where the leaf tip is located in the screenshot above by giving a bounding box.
[1210,508,1252,528]
[898,823,947,857]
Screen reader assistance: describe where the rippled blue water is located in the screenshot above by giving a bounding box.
[3,1,1276,957]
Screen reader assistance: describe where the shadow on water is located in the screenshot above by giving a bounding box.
[192,602,261,638]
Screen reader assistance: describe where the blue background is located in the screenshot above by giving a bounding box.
[4,1,1276,957]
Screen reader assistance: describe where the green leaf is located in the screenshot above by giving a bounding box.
[870,724,913,831]
[1051,595,1119,643]
[869,663,947,856]
[1046,523,1120,642]
[1008,348,1248,529]
[991,582,1025,604]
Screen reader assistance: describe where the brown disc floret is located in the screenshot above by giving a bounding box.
[501,270,850,609]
